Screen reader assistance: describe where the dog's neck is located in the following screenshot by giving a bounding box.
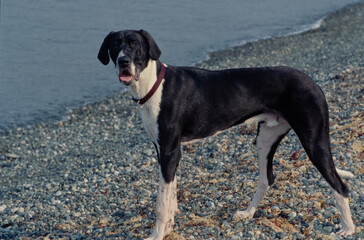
[129,60,158,102]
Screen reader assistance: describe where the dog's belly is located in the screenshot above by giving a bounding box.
[181,113,287,145]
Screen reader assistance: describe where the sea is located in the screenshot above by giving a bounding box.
[0,0,362,132]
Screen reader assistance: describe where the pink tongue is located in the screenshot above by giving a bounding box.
[119,75,133,82]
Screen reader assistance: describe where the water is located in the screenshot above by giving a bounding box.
[0,0,361,130]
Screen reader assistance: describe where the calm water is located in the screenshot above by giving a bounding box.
[0,0,361,130]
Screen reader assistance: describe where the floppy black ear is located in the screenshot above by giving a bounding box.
[139,29,161,60]
[97,31,114,65]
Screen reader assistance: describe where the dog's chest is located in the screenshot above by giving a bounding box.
[138,81,164,144]
[139,106,159,144]
[133,62,164,145]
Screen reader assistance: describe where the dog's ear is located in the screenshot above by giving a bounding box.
[97,31,114,65]
[139,29,161,60]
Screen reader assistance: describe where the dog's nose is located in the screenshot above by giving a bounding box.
[118,56,131,68]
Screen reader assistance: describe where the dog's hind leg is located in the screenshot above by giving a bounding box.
[235,116,291,220]
[292,120,355,236]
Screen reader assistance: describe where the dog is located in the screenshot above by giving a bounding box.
[97,29,355,239]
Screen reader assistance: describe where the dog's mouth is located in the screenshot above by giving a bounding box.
[119,69,134,83]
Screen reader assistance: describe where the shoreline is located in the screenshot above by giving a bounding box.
[194,15,326,68]
[0,2,363,239]
[197,2,364,78]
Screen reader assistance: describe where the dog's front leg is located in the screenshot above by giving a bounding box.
[145,144,181,240]
[145,169,178,240]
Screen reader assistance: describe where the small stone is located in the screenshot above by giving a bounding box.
[144,149,153,156]
[52,199,61,205]
[0,204,7,213]
[11,207,19,213]
[73,212,81,217]
[272,205,280,211]
[254,230,261,237]
[226,195,233,200]
[222,220,231,229]
[276,231,287,239]
[355,226,363,234]
[287,211,297,221]
[206,201,215,209]
[247,231,255,237]
[9,215,18,221]
[99,217,111,226]
[26,211,34,218]
[86,226,93,234]
[319,181,327,187]
[5,153,20,159]
[294,233,306,239]
[55,191,62,196]
[322,226,332,234]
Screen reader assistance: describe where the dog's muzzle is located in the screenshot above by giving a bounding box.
[117,56,135,83]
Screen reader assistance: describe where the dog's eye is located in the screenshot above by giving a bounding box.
[131,41,139,48]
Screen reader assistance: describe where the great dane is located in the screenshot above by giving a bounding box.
[97,29,355,239]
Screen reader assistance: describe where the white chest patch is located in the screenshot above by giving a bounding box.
[139,103,160,144]
[131,60,165,146]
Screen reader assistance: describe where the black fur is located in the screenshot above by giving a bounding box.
[139,29,161,60]
[98,31,114,65]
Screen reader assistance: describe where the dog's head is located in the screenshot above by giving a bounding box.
[97,30,161,86]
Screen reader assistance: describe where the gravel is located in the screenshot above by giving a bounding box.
[1,2,363,240]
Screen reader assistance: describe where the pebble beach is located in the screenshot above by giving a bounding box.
[0,2,363,240]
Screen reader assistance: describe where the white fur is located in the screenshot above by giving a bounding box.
[333,189,355,236]
[244,113,281,127]
[336,168,355,179]
[118,50,126,58]
[144,167,178,240]
[235,115,290,219]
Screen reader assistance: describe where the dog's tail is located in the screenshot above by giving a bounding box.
[336,168,355,179]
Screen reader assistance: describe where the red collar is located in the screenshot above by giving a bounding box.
[132,61,166,105]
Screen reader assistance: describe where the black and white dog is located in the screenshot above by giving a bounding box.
[98,29,355,239]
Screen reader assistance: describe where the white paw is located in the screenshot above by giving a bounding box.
[144,236,157,240]
[337,225,355,237]
[144,218,174,240]
[234,210,254,220]
[144,233,162,240]
[144,232,169,240]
